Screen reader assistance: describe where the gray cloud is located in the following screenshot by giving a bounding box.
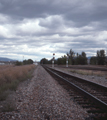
[0,0,107,61]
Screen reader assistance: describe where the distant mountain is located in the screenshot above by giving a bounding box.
[0,57,16,61]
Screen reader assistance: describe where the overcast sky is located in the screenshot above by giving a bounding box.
[0,0,107,61]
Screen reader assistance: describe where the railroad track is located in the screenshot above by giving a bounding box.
[43,65,107,120]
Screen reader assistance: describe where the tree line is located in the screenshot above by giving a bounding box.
[90,50,107,65]
[40,49,107,65]
[15,59,33,66]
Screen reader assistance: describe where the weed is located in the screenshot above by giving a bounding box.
[70,70,77,73]
[0,92,9,101]
[2,102,15,112]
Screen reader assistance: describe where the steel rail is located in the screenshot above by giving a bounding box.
[47,66,107,90]
[44,66,107,112]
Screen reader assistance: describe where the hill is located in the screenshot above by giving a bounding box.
[0,57,16,61]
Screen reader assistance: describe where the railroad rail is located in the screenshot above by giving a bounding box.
[43,65,107,120]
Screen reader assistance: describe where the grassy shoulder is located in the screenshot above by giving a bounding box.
[0,64,35,112]
[70,69,107,78]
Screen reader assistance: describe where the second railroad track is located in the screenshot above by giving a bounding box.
[43,65,107,120]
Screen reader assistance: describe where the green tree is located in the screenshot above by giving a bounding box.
[96,50,106,65]
[27,59,33,64]
[40,58,48,64]
[23,60,27,65]
[57,56,66,65]
[67,49,75,65]
[75,52,87,65]
[15,61,22,66]
[81,52,87,64]
[90,57,97,65]
[23,59,33,65]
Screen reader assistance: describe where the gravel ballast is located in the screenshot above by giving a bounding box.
[0,65,89,120]
[54,67,107,87]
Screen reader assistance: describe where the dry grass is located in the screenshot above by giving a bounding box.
[70,69,107,77]
[0,64,35,101]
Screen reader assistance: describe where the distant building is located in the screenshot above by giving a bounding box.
[0,61,16,65]
[0,62,5,65]
[34,62,38,65]
[33,61,39,65]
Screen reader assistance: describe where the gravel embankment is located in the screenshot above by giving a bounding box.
[54,67,107,87]
[0,65,89,120]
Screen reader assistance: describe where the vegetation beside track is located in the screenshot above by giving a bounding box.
[0,64,35,100]
[0,64,35,112]
[70,69,107,77]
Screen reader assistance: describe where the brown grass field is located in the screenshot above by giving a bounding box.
[70,69,107,77]
[0,64,35,101]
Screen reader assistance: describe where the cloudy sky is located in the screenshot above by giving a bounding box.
[0,0,107,61]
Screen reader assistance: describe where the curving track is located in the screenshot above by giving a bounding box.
[43,65,107,120]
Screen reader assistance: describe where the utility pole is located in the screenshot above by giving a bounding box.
[23,56,24,61]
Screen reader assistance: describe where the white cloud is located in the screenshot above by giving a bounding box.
[0,0,107,61]
[17,18,47,34]
[97,31,107,40]
[0,25,11,38]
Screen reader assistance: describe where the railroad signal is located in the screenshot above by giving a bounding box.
[52,53,55,67]
[66,54,69,67]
